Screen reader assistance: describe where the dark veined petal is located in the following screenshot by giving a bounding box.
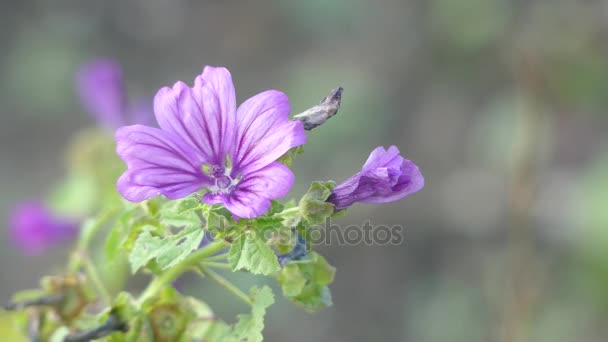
[234,90,306,173]
[192,66,238,162]
[224,162,294,218]
[116,125,210,202]
[154,67,238,164]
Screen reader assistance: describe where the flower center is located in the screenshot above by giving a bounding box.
[202,155,240,194]
[216,175,232,189]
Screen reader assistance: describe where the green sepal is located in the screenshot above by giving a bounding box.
[299,181,336,225]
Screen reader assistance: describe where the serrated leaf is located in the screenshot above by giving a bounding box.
[159,197,202,229]
[228,232,280,275]
[129,224,205,273]
[233,286,275,342]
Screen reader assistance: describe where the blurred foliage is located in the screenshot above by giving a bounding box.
[2,0,608,341]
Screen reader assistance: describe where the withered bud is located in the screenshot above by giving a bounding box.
[293,87,343,131]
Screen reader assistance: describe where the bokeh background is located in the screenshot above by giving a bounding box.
[2,0,608,341]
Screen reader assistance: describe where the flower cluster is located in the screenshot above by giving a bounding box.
[5,62,425,342]
[115,66,423,218]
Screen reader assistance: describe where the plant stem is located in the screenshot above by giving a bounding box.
[137,239,228,305]
[205,252,229,262]
[275,206,299,218]
[201,261,232,270]
[68,207,119,272]
[200,267,252,306]
[82,256,112,305]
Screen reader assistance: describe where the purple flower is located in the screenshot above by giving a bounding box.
[327,146,424,210]
[115,66,306,219]
[76,59,152,129]
[9,202,78,255]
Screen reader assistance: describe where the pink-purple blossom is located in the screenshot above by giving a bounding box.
[77,59,151,129]
[115,66,306,218]
[9,201,78,255]
[327,146,424,210]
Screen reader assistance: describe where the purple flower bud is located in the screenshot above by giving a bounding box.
[76,59,152,129]
[327,146,424,210]
[8,201,78,255]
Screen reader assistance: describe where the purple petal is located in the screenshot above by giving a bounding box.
[362,159,424,204]
[76,59,127,129]
[328,145,424,210]
[361,145,401,173]
[116,125,210,202]
[9,201,78,255]
[154,68,238,163]
[224,191,271,219]
[193,67,238,161]
[224,162,294,218]
[235,90,306,173]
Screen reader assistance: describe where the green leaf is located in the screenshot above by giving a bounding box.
[233,286,275,342]
[129,224,205,273]
[204,321,236,342]
[277,264,307,297]
[276,252,335,312]
[159,197,202,229]
[299,181,336,224]
[228,231,280,275]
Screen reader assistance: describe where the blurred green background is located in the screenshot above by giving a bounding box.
[1,0,608,341]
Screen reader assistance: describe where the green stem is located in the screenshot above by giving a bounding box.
[201,261,232,270]
[137,239,228,305]
[201,268,252,306]
[82,256,112,305]
[68,207,119,272]
[205,253,229,262]
[275,206,299,218]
